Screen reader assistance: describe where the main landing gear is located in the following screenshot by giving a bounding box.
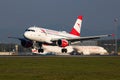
[38,43,44,53]
[38,48,44,53]
[61,48,67,53]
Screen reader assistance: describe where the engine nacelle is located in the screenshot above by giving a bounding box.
[57,39,69,47]
[21,39,33,48]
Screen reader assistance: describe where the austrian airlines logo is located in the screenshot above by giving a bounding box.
[77,23,80,27]
[41,29,46,33]
[41,29,47,35]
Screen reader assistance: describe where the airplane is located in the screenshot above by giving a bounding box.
[32,45,74,55]
[8,15,112,53]
[73,46,108,55]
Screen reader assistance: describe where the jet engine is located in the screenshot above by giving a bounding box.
[57,39,69,47]
[20,39,33,48]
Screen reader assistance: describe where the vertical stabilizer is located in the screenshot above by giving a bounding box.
[70,16,83,36]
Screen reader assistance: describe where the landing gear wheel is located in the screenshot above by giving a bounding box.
[38,48,44,53]
[38,43,44,53]
[61,48,67,53]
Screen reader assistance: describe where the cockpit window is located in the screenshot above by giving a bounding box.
[25,29,35,32]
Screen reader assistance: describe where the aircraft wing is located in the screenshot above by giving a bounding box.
[8,37,25,41]
[51,34,112,42]
[68,34,112,42]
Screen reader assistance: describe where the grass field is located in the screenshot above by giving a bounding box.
[0,56,120,80]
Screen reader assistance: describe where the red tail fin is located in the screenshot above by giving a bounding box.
[70,16,83,36]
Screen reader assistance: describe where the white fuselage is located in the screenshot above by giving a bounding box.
[24,27,79,43]
[73,46,108,55]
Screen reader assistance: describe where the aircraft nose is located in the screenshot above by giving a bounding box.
[23,32,29,38]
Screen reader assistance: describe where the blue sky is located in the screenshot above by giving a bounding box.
[0,0,120,43]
